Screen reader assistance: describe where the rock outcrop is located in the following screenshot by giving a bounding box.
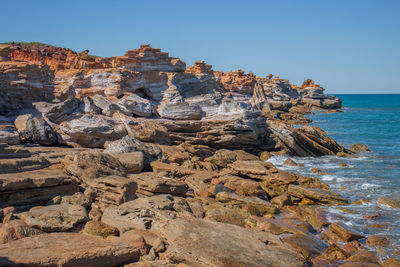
[0,42,381,266]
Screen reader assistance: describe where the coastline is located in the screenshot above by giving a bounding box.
[0,43,398,266]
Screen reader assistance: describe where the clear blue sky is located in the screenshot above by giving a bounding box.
[2,0,399,94]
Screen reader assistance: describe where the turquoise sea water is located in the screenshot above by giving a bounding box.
[269,94,400,259]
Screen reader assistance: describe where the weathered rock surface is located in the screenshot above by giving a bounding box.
[62,151,126,184]
[0,166,78,209]
[0,219,44,244]
[102,195,191,233]
[84,175,137,205]
[14,114,57,145]
[128,172,187,196]
[16,203,88,232]
[0,232,140,266]
[57,114,126,148]
[377,196,400,208]
[288,185,348,205]
[160,218,305,267]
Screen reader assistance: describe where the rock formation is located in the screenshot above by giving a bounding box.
[0,42,389,266]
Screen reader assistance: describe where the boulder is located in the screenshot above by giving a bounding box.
[377,196,400,208]
[215,191,278,215]
[0,232,140,266]
[128,172,187,196]
[281,233,328,258]
[62,151,126,184]
[83,220,119,238]
[102,195,191,233]
[116,115,170,144]
[16,204,88,232]
[33,98,81,124]
[84,175,137,205]
[366,234,390,246]
[158,102,203,120]
[118,94,154,117]
[0,219,43,244]
[287,185,348,205]
[112,152,144,173]
[328,222,364,242]
[104,136,161,165]
[57,114,126,148]
[160,218,305,267]
[14,114,57,145]
[268,121,346,157]
[350,143,371,153]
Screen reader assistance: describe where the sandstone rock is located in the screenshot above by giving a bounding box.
[259,151,272,161]
[101,195,189,233]
[128,172,187,196]
[0,155,51,174]
[17,204,88,232]
[253,217,309,235]
[121,229,165,253]
[366,234,390,246]
[57,114,127,148]
[112,152,144,173]
[346,249,381,265]
[282,233,328,258]
[283,158,304,167]
[160,218,305,267]
[377,196,400,208]
[158,102,203,120]
[160,145,191,164]
[118,94,154,117]
[219,175,268,199]
[350,143,371,153]
[0,232,140,266]
[185,60,214,75]
[104,136,162,165]
[33,98,81,124]
[268,121,346,157]
[0,61,55,114]
[0,166,78,210]
[0,121,19,145]
[287,185,348,205]
[47,192,91,208]
[204,205,251,227]
[0,219,43,244]
[84,175,137,205]
[328,222,364,242]
[117,116,170,144]
[215,191,278,215]
[382,258,400,267]
[83,220,119,238]
[316,243,350,261]
[14,114,57,145]
[271,193,292,207]
[62,151,126,184]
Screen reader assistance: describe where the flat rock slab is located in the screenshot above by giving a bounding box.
[102,195,190,233]
[128,172,187,196]
[161,218,305,267]
[288,184,348,205]
[0,156,51,174]
[0,166,73,192]
[17,204,88,232]
[0,232,140,267]
[0,166,78,209]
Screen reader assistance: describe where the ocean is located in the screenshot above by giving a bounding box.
[268,94,400,259]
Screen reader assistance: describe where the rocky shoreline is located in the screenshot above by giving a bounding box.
[0,42,398,266]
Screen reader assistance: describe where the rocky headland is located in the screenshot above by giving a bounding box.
[0,42,397,267]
